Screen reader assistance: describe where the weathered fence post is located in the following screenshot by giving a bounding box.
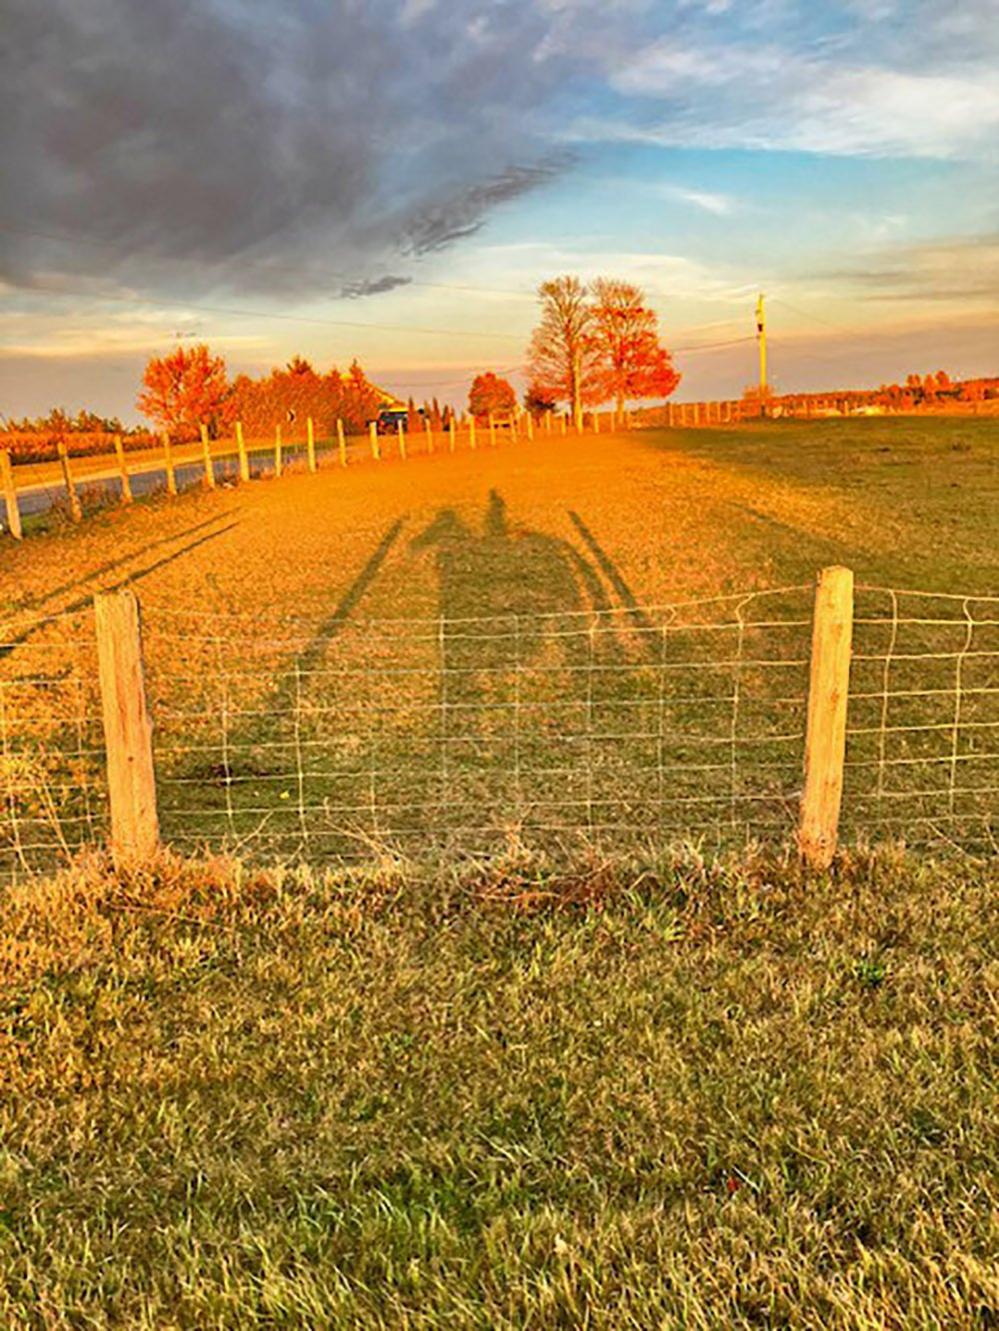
[449,418,456,453]
[274,423,283,478]
[0,450,22,540]
[162,433,177,495]
[57,442,82,522]
[800,566,854,871]
[94,589,159,865]
[235,421,249,482]
[370,421,381,462]
[200,424,216,489]
[114,434,133,504]
[307,416,317,473]
[398,419,407,461]
[337,419,347,467]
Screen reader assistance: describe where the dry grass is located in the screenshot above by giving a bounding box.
[0,845,996,1327]
[1,420,996,1326]
[1,417,996,873]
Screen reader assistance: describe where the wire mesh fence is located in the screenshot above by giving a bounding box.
[144,585,813,862]
[1,578,996,880]
[844,588,999,854]
[0,605,107,874]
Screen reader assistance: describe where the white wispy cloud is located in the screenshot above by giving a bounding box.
[601,35,999,160]
[664,186,737,215]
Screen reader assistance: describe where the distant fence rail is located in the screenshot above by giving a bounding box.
[1,571,995,880]
[2,410,637,535]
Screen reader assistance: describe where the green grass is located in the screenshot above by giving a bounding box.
[1,848,997,1327]
[655,416,999,595]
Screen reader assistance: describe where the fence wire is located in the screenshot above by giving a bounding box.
[140,585,812,863]
[1,582,996,879]
[844,587,999,854]
[0,605,107,877]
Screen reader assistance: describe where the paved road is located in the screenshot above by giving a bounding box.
[7,438,373,521]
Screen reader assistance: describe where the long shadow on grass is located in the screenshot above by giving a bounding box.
[264,516,408,718]
[166,499,694,861]
[0,520,240,660]
[567,510,659,659]
[10,514,230,615]
[159,517,408,852]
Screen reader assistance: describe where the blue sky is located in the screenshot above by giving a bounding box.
[2,0,996,419]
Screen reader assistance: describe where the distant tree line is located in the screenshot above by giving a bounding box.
[3,407,138,435]
[874,371,997,409]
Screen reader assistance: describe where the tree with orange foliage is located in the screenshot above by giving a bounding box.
[137,343,231,441]
[469,371,517,421]
[525,276,602,426]
[590,278,680,413]
[137,344,232,441]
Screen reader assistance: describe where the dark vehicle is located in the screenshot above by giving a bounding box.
[369,406,425,435]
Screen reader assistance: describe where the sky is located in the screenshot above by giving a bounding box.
[1,0,997,421]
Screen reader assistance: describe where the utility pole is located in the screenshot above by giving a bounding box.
[756,292,768,416]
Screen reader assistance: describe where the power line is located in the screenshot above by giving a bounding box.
[0,219,756,328]
[769,295,850,331]
[9,282,528,342]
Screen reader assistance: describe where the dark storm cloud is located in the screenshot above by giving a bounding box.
[403,160,569,254]
[0,0,597,299]
[339,276,413,299]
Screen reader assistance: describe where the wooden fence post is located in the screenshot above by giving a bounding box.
[370,421,381,462]
[469,418,477,450]
[526,412,534,442]
[307,416,317,473]
[200,424,216,489]
[114,434,133,504]
[338,419,348,467]
[449,418,456,453]
[57,442,82,521]
[274,423,283,478]
[235,421,249,483]
[162,433,177,495]
[94,589,159,865]
[425,419,434,454]
[0,450,22,540]
[398,420,407,461]
[800,566,854,871]
[488,413,497,448]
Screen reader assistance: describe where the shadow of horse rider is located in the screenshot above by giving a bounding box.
[411,490,619,695]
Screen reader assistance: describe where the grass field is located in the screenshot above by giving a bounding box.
[1,846,996,1327]
[1,418,997,1325]
[1,417,997,873]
